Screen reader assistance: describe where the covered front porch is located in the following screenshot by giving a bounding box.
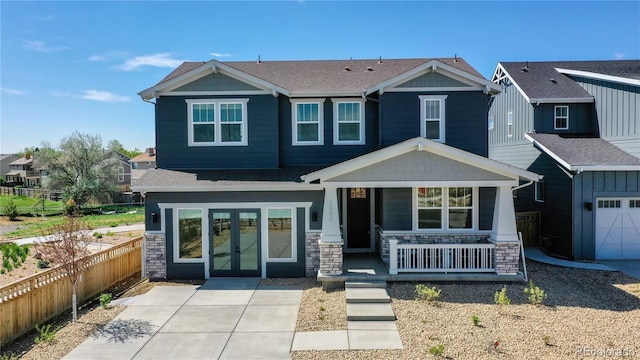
[302,138,540,283]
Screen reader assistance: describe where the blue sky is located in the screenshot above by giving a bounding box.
[1,1,638,154]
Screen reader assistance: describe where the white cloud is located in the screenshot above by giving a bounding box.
[210,52,233,58]
[115,53,184,71]
[614,53,625,60]
[88,51,128,62]
[0,87,25,95]
[52,90,130,103]
[23,40,66,52]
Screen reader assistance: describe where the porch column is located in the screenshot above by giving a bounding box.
[319,185,343,275]
[490,186,520,275]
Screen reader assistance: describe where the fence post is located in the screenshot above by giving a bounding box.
[389,238,398,275]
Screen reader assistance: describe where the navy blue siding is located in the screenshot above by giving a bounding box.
[379,188,412,230]
[533,103,594,134]
[165,208,205,279]
[266,208,306,277]
[278,95,379,166]
[155,95,279,169]
[380,91,489,156]
[478,188,496,230]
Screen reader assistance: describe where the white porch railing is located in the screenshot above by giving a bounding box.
[389,239,495,274]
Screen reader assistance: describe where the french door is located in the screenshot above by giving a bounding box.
[210,209,261,276]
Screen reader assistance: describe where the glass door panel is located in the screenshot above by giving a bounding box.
[239,212,259,271]
[212,212,231,271]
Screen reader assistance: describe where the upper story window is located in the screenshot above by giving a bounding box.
[333,99,365,145]
[292,99,324,145]
[488,115,495,130]
[186,99,249,146]
[419,95,447,142]
[507,112,513,138]
[554,106,569,130]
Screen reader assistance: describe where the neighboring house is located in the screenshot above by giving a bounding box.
[489,60,640,260]
[5,154,40,187]
[0,154,20,182]
[130,147,157,186]
[106,151,132,191]
[133,57,539,281]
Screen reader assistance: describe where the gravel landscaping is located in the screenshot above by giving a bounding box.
[2,260,639,359]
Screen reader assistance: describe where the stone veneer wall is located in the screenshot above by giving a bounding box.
[377,229,491,265]
[144,232,166,280]
[305,232,321,277]
[493,242,520,275]
[319,241,343,275]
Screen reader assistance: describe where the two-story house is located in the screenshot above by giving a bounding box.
[489,60,640,261]
[134,57,539,282]
[5,154,41,187]
[130,147,157,186]
[0,154,20,183]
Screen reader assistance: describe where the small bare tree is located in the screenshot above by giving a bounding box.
[35,217,91,322]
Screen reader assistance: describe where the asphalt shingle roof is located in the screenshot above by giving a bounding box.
[157,57,485,94]
[527,133,640,167]
[500,60,640,101]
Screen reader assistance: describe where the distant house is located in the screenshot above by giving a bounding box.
[109,151,132,191]
[489,60,640,260]
[130,148,156,186]
[0,154,20,183]
[5,154,40,187]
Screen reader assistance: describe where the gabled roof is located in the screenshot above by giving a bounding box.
[525,133,640,172]
[302,137,540,184]
[130,152,156,163]
[9,157,33,166]
[139,57,500,100]
[492,60,640,104]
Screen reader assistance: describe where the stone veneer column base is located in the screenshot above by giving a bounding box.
[319,240,343,276]
[144,232,166,280]
[305,232,321,277]
[493,242,520,275]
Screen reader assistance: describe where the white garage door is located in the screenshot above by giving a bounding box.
[595,198,640,259]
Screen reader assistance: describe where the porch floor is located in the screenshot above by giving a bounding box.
[317,253,525,285]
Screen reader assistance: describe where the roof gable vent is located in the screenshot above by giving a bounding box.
[367,67,373,72]
[344,66,351,72]
[550,78,557,83]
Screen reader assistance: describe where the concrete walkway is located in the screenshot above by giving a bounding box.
[64,277,403,360]
[12,223,145,246]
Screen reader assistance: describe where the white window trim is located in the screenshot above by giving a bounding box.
[186,98,249,147]
[413,187,478,231]
[291,99,324,146]
[173,208,204,263]
[488,115,495,130]
[265,207,297,262]
[419,95,447,142]
[507,111,513,138]
[554,105,569,130]
[535,181,544,203]
[332,98,366,145]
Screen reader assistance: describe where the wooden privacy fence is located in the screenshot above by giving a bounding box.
[516,211,541,248]
[0,237,142,346]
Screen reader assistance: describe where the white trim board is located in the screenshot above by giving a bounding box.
[555,68,640,87]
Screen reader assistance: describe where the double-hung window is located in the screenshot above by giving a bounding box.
[117,166,125,182]
[535,181,545,202]
[419,95,447,142]
[416,187,475,230]
[333,99,365,145]
[186,99,248,146]
[507,112,513,138]
[292,99,324,145]
[554,106,569,130]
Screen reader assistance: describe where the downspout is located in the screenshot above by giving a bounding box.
[511,180,534,282]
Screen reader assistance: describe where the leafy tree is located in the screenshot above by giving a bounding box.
[107,139,142,159]
[34,217,91,322]
[35,132,119,208]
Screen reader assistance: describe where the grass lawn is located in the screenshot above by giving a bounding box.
[0,195,64,216]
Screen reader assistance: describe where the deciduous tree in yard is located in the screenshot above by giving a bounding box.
[34,217,91,322]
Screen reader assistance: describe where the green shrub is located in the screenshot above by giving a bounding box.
[99,293,113,308]
[429,344,445,356]
[494,286,511,306]
[36,259,50,269]
[524,280,548,305]
[0,269,5,274]
[93,232,103,239]
[471,314,481,326]
[0,352,19,360]
[34,323,60,344]
[3,198,19,221]
[415,284,441,302]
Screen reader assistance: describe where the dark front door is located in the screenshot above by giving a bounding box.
[346,188,371,251]
[210,210,260,277]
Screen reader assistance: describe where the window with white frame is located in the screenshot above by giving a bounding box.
[267,208,295,261]
[292,100,324,145]
[416,187,475,230]
[535,181,545,202]
[488,115,494,130]
[507,112,513,138]
[554,106,569,130]
[117,166,124,182]
[333,99,365,144]
[176,209,203,260]
[186,99,248,146]
[419,95,447,142]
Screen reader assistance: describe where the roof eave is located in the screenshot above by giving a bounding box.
[132,183,323,193]
[530,97,594,104]
[555,68,640,87]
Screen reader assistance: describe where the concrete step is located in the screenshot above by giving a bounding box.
[346,287,391,303]
[345,281,387,289]
[347,303,396,321]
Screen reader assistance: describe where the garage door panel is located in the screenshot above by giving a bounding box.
[623,212,640,258]
[595,198,640,260]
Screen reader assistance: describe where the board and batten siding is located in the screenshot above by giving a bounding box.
[488,79,534,146]
[573,170,640,260]
[380,91,489,156]
[277,95,379,167]
[155,95,279,170]
[533,103,594,134]
[571,76,640,158]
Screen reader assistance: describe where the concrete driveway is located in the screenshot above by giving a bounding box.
[63,278,302,360]
[597,260,640,280]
